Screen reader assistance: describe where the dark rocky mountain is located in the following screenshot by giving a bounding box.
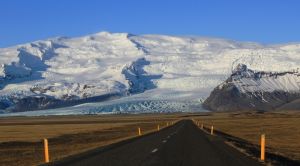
[203,64,300,112]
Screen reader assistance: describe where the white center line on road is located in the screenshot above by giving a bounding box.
[162,140,167,143]
[151,148,158,153]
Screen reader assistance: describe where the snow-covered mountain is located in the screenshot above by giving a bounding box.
[203,64,300,111]
[1,32,300,114]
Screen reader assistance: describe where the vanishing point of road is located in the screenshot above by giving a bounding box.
[47,120,262,166]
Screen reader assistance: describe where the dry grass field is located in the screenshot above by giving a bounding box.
[0,114,179,166]
[0,111,299,166]
[192,111,300,162]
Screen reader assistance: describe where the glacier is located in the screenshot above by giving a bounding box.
[0,32,300,115]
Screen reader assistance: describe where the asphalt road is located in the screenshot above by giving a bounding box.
[49,120,263,166]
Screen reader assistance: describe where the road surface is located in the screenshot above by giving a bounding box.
[48,120,262,166]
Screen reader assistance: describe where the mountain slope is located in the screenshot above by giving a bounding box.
[1,32,300,114]
[203,64,300,111]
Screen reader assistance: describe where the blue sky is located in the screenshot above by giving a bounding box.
[0,0,300,47]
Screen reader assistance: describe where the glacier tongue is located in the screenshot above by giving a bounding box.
[1,32,300,114]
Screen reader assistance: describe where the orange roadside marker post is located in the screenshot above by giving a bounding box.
[261,134,266,161]
[43,138,49,163]
[157,124,160,131]
[211,126,214,135]
[138,127,142,136]
[201,124,204,129]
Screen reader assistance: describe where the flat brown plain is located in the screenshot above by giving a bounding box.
[0,114,179,166]
[192,111,300,161]
[0,111,299,166]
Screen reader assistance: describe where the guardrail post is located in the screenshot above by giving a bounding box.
[211,126,214,135]
[261,134,265,161]
[43,138,49,163]
[138,127,142,136]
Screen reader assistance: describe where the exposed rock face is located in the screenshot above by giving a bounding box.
[203,64,300,111]
[3,93,121,112]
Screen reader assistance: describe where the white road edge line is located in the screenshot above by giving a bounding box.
[151,148,158,153]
